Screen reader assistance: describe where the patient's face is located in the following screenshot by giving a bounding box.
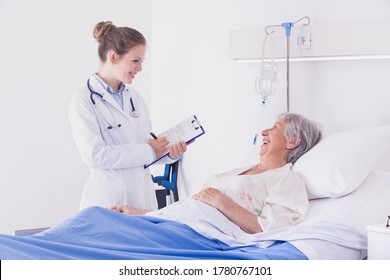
[260,119,288,159]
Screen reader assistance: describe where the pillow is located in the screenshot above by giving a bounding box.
[302,170,390,234]
[293,125,390,199]
[375,147,390,172]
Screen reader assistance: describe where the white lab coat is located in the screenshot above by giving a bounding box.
[69,75,174,211]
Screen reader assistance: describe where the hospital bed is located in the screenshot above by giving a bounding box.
[0,124,389,260]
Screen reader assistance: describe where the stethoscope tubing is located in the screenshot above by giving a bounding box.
[87,78,138,117]
[87,79,139,129]
[87,79,104,105]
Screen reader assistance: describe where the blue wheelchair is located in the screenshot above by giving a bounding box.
[152,161,179,209]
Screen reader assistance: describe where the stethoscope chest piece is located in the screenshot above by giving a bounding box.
[130,111,139,118]
[129,95,139,118]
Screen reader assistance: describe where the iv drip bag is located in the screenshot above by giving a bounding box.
[255,61,277,96]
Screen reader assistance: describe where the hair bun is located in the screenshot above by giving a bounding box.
[93,21,116,42]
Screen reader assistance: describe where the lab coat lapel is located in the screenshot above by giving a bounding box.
[100,90,124,115]
[89,77,128,118]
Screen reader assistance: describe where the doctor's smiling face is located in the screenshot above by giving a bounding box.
[110,44,146,86]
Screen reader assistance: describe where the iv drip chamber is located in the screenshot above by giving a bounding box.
[255,61,277,97]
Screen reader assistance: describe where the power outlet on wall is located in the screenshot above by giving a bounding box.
[294,32,311,49]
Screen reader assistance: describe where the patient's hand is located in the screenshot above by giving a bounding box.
[192,187,228,210]
[110,205,150,216]
[193,187,262,234]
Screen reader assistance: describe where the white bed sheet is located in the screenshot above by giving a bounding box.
[147,197,366,259]
[262,218,367,260]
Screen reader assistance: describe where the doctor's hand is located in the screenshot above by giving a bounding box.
[168,140,187,158]
[148,137,169,159]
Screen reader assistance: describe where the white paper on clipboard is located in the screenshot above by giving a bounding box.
[144,115,205,168]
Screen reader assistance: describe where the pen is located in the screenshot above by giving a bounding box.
[150,132,158,139]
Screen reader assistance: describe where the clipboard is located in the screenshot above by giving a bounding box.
[144,115,205,168]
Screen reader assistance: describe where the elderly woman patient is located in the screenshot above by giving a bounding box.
[112,112,323,234]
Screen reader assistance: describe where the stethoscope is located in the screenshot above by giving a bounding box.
[87,79,139,129]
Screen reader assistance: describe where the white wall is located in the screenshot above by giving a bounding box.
[150,0,390,198]
[0,0,153,234]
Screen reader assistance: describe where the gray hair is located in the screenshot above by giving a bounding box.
[278,112,323,164]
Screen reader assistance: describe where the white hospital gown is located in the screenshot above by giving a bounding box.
[203,163,309,231]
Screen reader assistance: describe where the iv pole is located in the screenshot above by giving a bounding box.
[265,16,310,112]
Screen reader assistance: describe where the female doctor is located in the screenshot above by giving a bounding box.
[69,21,188,211]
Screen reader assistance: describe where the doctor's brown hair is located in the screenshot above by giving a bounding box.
[93,21,146,63]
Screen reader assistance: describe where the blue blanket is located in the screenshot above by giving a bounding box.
[0,206,306,260]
